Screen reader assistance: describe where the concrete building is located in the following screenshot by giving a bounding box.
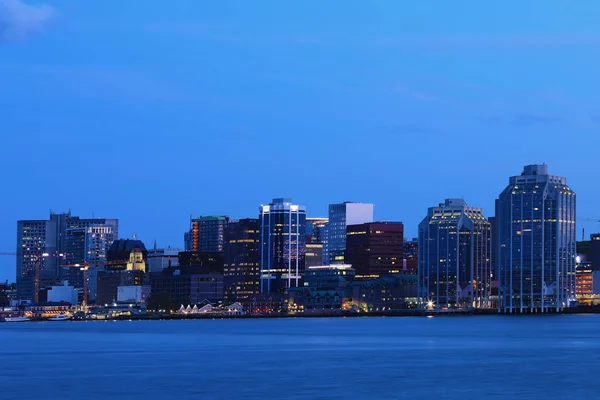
[47,281,78,305]
[223,218,260,301]
[345,222,404,277]
[328,202,374,263]
[259,198,307,293]
[496,164,576,313]
[418,199,491,310]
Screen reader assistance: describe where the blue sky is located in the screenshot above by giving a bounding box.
[1,0,599,280]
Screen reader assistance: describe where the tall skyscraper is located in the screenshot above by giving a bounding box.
[418,199,491,309]
[16,212,118,301]
[187,216,229,252]
[345,222,404,277]
[328,202,374,263]
[496,164,576,313]
[223,218,260,301]
[259,198,306,293]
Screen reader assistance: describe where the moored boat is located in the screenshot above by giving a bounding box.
[48,314,72,321]
[4,316,31,322]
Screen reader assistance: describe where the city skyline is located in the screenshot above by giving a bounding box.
[2,1,600,280]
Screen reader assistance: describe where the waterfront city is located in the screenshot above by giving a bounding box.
[1,163,595,322]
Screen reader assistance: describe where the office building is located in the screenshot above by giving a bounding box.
[305,243,324,268]
[16,211,118,301]
[187,216,229,252]
[306,218,328,243]
[147,245,181,272]
[149,265,224,306]
[403,238,418,273]
[328,202,374,263]
[418,199,491,309]
[576,234,600,271]
[223,218,260,301]
[496,164,576,313]
[345,222,404,277]
[259,198,307,293]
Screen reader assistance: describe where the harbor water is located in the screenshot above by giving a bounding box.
[1,315,600,399]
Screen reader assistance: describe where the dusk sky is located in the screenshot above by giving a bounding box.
[1,0,599,281]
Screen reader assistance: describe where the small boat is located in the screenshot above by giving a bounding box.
[4,316,31,322]
[48,314,72,321]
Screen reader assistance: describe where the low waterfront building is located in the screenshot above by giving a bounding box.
[47,281,78,305]
[149,265,224,306]
[349,274,418,312]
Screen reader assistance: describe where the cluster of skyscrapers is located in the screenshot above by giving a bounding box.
[13,164,581,314]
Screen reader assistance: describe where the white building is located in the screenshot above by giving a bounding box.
[47,281,78,305]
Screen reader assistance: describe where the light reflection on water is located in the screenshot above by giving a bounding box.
[1,315,600,399]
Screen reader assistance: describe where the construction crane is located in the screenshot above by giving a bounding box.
[0,251,59,303]
[58,261,107,310]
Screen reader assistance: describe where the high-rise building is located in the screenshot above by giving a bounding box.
[305,217,328,268]
[223,218,260,301]
[328,202,374,263]
[259,198,307,293]
[418,199,491,309]
[187,216,229,252]
[496,164,576,313]
[16,212,118,301]
[403,238,418,274]
[345,222,404,277]
[306,218,329,243]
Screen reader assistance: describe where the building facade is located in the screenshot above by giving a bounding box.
[147,245,181,272]
[496,164,576,313]
[403,238,418,274]
[223,218,260,301]
[328,202,374,263]
[16,212,118,301]
[305,243,324,269]
[345,222,404,277]
[187,216,229,252]
[259,198,306,293]
[418,199,491,309]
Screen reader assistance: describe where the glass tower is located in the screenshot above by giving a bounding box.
[496,164,576,313]
[328,202,374,263]
[418,199,491,309]
[259,198,306,293]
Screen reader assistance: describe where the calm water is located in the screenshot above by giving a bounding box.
[1,315,600,399]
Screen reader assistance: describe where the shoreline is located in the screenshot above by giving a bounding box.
[8,306,600,322]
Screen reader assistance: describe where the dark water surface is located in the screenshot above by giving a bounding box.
[1,315,600,399]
